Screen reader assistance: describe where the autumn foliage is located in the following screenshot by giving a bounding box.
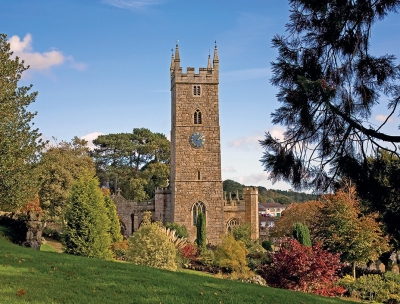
[180,243,198,260]
[260,239,345,296]
[270,200,323,240]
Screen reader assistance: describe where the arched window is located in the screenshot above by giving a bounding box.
[192,201,206,226]
[194,109,202,124]
[226,218,240,233]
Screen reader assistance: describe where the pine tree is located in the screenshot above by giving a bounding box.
[63,173,113,260]
[292,222,312,247]
[196,212,206,249]
[0,34,45,211]
[260,0,400,192]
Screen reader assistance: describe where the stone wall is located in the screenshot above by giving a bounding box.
[112,194,155,237]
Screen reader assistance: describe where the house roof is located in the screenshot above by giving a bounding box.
[259,202,285,209]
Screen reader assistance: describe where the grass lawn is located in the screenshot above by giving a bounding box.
[0,226,359,304]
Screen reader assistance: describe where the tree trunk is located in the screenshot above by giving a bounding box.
[352,262,356,278]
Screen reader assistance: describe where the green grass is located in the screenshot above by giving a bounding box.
[0,226,359,304]
[39,243,60,253]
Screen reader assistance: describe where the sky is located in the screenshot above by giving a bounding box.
[1,0,400,191]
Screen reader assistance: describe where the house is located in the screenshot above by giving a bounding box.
[258,202,286,217]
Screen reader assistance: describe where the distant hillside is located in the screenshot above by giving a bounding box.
[223,179,318,205]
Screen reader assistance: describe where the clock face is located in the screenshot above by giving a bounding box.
[189,132,205,148]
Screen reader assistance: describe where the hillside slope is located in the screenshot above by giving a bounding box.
[0,227,356,304]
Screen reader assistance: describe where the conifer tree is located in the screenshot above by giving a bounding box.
[260,0,400,192]
[0,34,45,211]
[103,190,122,243]
[196,212,206,249]
[292,222,312,247]
[63,173,113,260]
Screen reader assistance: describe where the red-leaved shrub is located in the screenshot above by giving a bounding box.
[180,243,198,260]
[260,239,345,296]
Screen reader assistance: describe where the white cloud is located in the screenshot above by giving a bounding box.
[375,114,394,123]
[228,127,284,151]
[103,0,161,10]
[81,132,104,149]
[235,172,270,185]
[222,166,237,173]
[8,34,86,74]
[221,68,270,82]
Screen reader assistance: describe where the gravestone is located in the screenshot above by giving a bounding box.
[376,260,386,272]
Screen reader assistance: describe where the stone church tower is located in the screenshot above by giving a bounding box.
[116,44,259,244]
[168,44,225,244]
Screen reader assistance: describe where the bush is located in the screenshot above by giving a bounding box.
[261,240,273,251]
[165,222,188,239]
[199,248,215,267]
[126,214,177,271]
[63,173,113,260]
[111,240,128,260]
[214,234,249,275]
[0,215,28,244]
[232,223,252,248]
[42,227,63,242]
[338,272,400,303]
[180,243,198,261]
[260,239,345,296]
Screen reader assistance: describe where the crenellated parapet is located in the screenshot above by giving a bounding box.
[170,43,219,87]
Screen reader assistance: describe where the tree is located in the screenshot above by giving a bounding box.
[63,173,113,260]
[102,189,122,243]
[273,195,294,206]
[91,128,170,200]
[260,239,345,296]
[316,187,389,277]
[196,212,206,249]
[292,222,312,246]
[270,200,323,240]
[0,34,45,211]
[340,150,400,248]
[126,212,177,271]
[260,0,400,192]
[222,179,244,197]
[38,137,95,220]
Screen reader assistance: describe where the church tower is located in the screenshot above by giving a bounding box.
[169,44,225,243]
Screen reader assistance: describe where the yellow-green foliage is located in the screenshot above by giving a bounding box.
[338,273,400,302]
[127,214,177,271]
[214,234,249,274]
[102,191,122,243]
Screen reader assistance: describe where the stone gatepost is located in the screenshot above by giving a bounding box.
[23,211,42,249]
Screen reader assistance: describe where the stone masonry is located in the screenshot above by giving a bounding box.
[114,44,259,244]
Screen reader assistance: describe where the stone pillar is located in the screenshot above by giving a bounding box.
[154,187,172,224]
[23,211,42,249]
[243,187,259,240]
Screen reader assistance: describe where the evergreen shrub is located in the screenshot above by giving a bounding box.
[63,173,113,260]
[292,222,311,246]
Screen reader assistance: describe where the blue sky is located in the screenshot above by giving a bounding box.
[1,0,399,190]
